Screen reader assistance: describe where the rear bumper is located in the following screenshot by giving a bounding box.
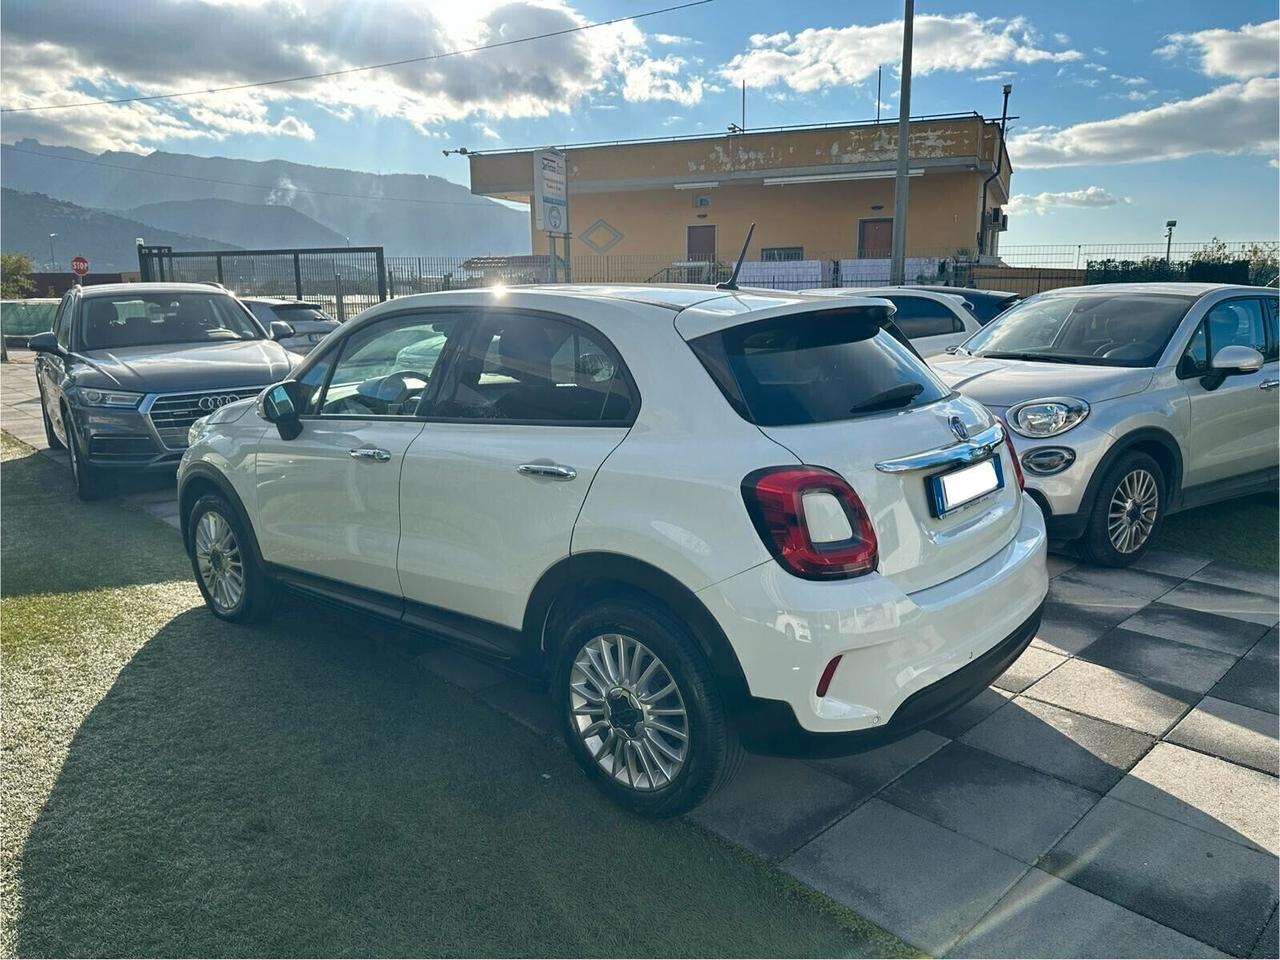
[736,603,1042,757]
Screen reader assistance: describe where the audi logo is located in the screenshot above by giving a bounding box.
[198,394,241,411]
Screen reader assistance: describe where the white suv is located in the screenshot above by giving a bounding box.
[178,285,1048,815]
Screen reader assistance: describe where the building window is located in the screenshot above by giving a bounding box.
[761,246,804,262]
[692,194,712,208]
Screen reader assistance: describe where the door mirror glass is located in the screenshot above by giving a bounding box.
[27,331,61,354]
[1210,344,1264,375]
[269,320,295,341]
[257,380,303,439]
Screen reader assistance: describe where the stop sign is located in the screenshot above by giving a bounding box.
[71,255,89,276]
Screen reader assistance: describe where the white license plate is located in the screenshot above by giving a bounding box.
[929,458,1003,516]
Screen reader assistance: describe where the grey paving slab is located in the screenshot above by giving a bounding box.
[1046,554,1078,578]
[811,728,948,794]
[949,868,1225,959]
[1131,548,1212,580]
[1192,561,1280,600]
[1047,575,1150,624]
[879,742,1098,863]
[475,678,557,737]
[1056,564,1183,603]
[1162,580,1280,627]
[925,686,1012,739]
[961,696,1155,794]
[1108,742,1280,855]
[1209,655,1280,717]
[690,755,867,859]
[1024,657,1198,736]
[992,645,1066,694]
[1118,601,1269,656]
[1032,600,1120,656]
[1167,696,1279,777]
[416,644,507,693]
[782,798,1028,956]
[1042,796,1279,956]
[1250,627,1279,667]
[1252,907,1279,959]
[1078,628,1238,693]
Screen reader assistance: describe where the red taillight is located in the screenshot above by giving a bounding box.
[816,655,843,697]
[1001,421,1026,491]
[742,466,878,580]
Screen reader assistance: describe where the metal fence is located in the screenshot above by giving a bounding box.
[138,245,388,319]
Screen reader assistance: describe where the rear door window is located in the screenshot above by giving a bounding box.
[689,308,950,427]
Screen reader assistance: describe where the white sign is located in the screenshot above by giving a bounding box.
[534,149,568,233]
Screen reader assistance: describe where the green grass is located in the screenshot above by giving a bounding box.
[0,433,917,959]
[1154,493,1279,571]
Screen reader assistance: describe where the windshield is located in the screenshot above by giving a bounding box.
[963,291,1195,366]
[271,304,333,323]
[80,293,262,350]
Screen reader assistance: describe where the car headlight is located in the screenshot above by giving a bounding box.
[79,388,144,408]
[187,415,210,447]
[1008,397,1090,438]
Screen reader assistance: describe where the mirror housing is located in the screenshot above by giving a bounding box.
[27,331,61,354]
[1210,344,1264,375]
[269,320,296,341]
[256,380,304,440]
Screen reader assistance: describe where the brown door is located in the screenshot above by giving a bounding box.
[687,225,716,261]
[858,218,893,258]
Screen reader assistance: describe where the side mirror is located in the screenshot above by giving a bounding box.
[1210,344,1264,375]
[27,331,61,355]
[269,320,296,341]
[944,344,961,355]
[256,380,304,440]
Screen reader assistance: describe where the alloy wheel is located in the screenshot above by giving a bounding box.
[569,633,689,791]
[194,511,246,613]
[1107,467,1159,554]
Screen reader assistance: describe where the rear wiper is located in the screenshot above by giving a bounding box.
[850,382,925,414]
[979,351,1081,364]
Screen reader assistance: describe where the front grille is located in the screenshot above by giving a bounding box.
[146,387,265,449]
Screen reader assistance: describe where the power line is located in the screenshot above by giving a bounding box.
[1,0,715,114]
[1,144,515,209]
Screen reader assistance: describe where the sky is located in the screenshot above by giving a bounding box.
[1,0,1277,246]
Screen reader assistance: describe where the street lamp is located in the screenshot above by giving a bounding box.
[442,147,471,158]
[1165,220,1177,264]
[48,233,58,271]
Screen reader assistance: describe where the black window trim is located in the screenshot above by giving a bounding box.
[296,305,641,428]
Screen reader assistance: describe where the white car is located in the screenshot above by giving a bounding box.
[804,287,982,357]
[178,285,1048,815]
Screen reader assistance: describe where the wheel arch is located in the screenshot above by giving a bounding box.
[523,552,752,712]
[178,463,265,565]
[1081,426,1184,514]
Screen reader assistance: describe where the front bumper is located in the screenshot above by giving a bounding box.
[698,494,1047,754]
[67,405,180,470]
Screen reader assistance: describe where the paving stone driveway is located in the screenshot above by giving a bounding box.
[3,351,1277,958]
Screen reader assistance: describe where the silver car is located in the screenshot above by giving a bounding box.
[931,283,1279,566]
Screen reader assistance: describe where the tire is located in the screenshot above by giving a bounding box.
[1079,450,1165,567]
[186,493,272,623]
[39,388,64,450]
[552,596,744,817]
[64,410,109,501]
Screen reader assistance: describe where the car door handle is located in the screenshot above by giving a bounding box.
[1260,379,1280,391]
[349,447,392,462]
[516,463,577,480]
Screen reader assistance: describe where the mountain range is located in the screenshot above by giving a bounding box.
[1,139,531,267]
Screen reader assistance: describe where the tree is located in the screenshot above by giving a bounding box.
[1190,238,1279,287]
[0,252,36,300]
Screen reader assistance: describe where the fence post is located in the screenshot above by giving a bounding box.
[215,254,225,286]
[293,253,303,300]
[335,273,345,323]
[548,234,558,283]
[388,268,396,299]
[374,248,388,302]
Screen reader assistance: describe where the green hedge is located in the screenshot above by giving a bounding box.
[0,300,59,337]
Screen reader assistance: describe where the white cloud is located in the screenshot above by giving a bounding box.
[0,0,704,150]
[974,71,1016,82]
[721,13,1080,93]
[1110,74,1148,85]
[1053,33,1071,45]
[652,33,697,45]
[1010,77,1280,167]
[1006,185,1128,214]
[1158,19,1279,80]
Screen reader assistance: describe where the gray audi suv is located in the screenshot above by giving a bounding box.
[30,282,296,499]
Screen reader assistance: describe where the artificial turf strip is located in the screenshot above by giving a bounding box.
[0,433,919,959]
[1155,492,1278,572]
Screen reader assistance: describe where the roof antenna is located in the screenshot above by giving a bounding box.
[717,222,755,291]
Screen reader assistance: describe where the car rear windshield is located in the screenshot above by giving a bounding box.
[79,293,262,350]
[688,308,951,427]
[272,304,333,322]
[964,291,1196,366]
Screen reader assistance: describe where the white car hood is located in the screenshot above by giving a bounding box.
[930,355,1154,406]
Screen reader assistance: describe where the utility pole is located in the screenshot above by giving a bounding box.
[876,66,882,123]
[48,233,58,271]
[889,0,914,285]
[1165,220,1177,264]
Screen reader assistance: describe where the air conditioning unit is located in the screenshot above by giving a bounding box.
[988,207,1004,225]
[999,214,1009,232]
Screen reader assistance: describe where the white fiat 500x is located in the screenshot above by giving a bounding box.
[178,285,1048,815]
